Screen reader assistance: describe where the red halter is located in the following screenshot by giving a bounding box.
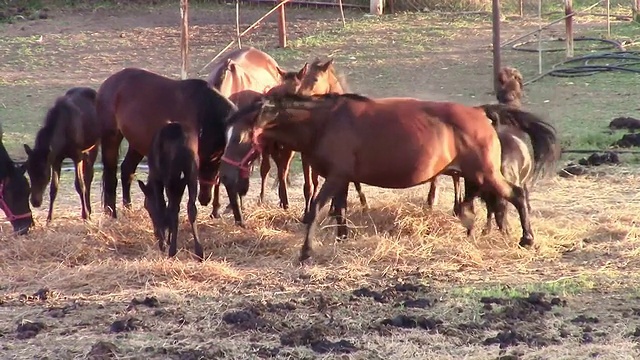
[0,178,32,222]
[221,130,263,179]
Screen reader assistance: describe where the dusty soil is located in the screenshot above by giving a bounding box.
[2,3,640,359]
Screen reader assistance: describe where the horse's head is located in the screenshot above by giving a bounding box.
[218,99,271,188]
[23,144,51,208]
[0,163,34,235]
[137,180,167,246]
[275,63,308,95]
[298,58,341,96]
[496,67,524,107]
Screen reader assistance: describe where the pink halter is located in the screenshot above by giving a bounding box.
[0,178,32,222]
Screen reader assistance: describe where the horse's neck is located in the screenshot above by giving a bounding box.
[264,111,319,153]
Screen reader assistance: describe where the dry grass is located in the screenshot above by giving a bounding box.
[2,166,640,301]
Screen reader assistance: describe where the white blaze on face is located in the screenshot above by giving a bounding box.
[225,125,234,150]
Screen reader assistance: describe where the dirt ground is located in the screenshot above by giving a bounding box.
[2,3,640,359]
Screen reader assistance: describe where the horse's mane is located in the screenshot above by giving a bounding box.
[0,137,16,178]
[225,98,265,126]
[184,79,237,146]
[34,97,75,151]
[269,92,370,104]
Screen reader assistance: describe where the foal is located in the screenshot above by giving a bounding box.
[24,87,100,222]
[137,122,203,260]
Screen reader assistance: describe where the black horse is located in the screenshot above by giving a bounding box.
[0,123,34,234]
[138,122,203,260]
[24,87,100,222]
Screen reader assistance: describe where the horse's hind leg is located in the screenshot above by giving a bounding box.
[334,183,349,240]
[353,182,368,210]
[258,150,271,205]
[85,147,99,216]
[427,177,438,209]
[47,159,63,223]
[121,147,144,209]
[73,156,90,220]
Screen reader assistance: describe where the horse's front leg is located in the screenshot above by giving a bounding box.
[353,182,368,210]
[120,148,144,210]
[427,176,438,209]
[300,154,313,222]
[259,149,272,205]
[275,148,295,210]
[334,182,349,240]
[459,178,480,237]
[47,160,63,223]
[300,176,346,264]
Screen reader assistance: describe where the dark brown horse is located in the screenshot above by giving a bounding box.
[468,126,534,236]
[0,125,33,234]
[205,47,308,217]
[463,66,534,235]
[24,87,100,222]
[96,68,240,223]
[138,122,203,260]
[219,93,559,263]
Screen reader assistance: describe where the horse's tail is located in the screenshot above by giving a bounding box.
[480,104,561,182]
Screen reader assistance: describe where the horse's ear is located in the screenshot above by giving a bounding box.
[137,180,148,195]
[321,59,334,71]
[296,63,308,80]
[276,66,287,79]
[23,144,33,156]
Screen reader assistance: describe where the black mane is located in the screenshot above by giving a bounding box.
[225,98,266,126]
[267,92,371,103]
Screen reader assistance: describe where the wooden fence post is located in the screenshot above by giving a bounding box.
[277,0,287,47]
[492,0,501,94]
[565,0,574,58]
[180,0,189,79]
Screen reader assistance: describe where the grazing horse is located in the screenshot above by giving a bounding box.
[96,68,240,223]
[219,93,559,263]
[23,87,100,222]
[205,47,308,216]
[137,122,203,260]
[0,125,33,234]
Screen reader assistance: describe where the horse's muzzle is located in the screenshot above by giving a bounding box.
[12,217,33,235]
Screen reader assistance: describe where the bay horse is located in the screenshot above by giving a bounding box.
[219,93,559,263]
[137,122,203,260]
[96,68,240,224]
[23,87,100,222]
[0,128,33,235]
[206,47,310,215]
[277,58,369,221]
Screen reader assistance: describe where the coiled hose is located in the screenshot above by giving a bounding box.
[509,37,640,85]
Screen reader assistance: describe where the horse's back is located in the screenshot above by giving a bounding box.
[149,122,194,184]
[207,47,281,100]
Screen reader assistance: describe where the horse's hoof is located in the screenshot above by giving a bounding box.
[209,210,221,219]
[235,221,246,228]
[299,254,313,266]
[481,228,491,236]
[519,236,534,248]
[335,235,348,243]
